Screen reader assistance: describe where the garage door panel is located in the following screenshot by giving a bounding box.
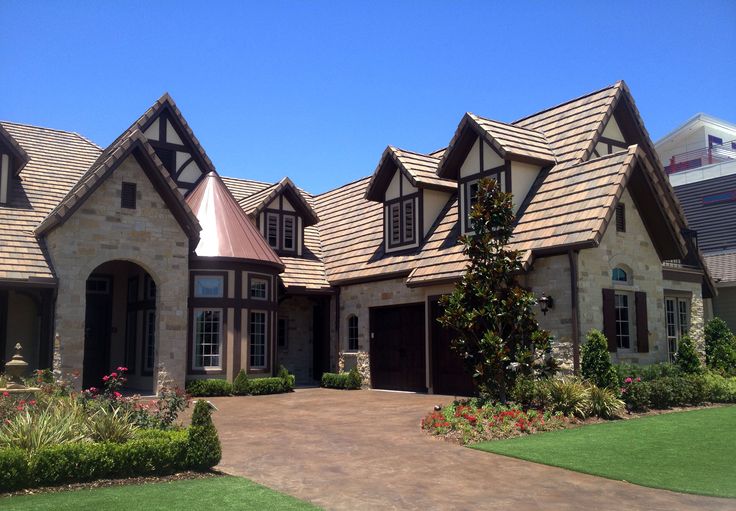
[370,304,426,392]
[430,299,476,396]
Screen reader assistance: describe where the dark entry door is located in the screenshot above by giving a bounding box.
[370,304,426,392]
[430,299,476,396]
[83,276,112,389]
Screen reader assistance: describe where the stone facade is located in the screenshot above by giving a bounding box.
[44,156,191,392]
[278,295,315,383]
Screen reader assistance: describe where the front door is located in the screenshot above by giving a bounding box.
[370,303,426,392]
[83,276,112,389]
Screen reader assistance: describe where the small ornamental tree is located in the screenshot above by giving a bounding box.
[581,329,618,389]
[675,335,702,374]
[704,317,736,375]
[438,178,552,403]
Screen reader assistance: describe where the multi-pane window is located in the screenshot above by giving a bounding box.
[193,309,222,369]
[249,311,267,369]
[277,317,288,348]
[665,297,690,362]
[463,174,504,234]
[250,277,268,300]
[283,216,295,250]
[266,213,279,249]
[144,309,156,372]
[615,293,631,349]
[347,315,359,351]
[194,275,223,298]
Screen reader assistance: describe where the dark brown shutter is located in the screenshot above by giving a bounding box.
[635,291,649,353]
[602,288,617,352]
[121,182,137,209]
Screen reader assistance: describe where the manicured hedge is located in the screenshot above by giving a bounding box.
[0,427,219,492]
[187,369,295,397]
[321,368,361,390]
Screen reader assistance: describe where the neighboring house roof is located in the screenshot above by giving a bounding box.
[703,251,736,284]
[655,113,736,148]
[186,171,283,269]
[35,129,201,240]
[364,146,455,201]
[0,122,101,283]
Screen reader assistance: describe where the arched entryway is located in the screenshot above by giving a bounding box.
[83,260,157,392]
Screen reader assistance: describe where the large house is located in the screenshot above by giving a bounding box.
[0,81,715,395]
[657,114,736,331]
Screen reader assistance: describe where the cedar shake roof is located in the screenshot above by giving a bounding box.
[0,122,101,283]
[238,177,320,226]
[186,172,283,269]
[365,146,455,201]
[220,176,272,202]
[35,129,201,239]
[0,123,30,175]
[703,251,736,284]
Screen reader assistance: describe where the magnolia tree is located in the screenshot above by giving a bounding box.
[438,178,554,402]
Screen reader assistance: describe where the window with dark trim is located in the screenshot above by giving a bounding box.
[249,311,267,369]
[347,315,359,351]
[615,293,632,349]
[283,215,295,251]
[277,317,288,348]
[143,309,156,372]
[462,172,504,234]
[249,277,268,300]
[386,197,416,249]
[615,203,626,232]
[612,267,628,283]
[121,182,137,209]
[193,309,222,369]
[266,213,279,249]
[665,296,690,362]
[194,275,223,298]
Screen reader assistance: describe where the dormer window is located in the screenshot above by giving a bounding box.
[386,196,418,250]
[283,215,295,251]
[266,213,279,249]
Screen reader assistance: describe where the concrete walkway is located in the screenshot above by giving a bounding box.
[209,388,732,510]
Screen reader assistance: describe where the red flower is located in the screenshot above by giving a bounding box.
[110,372,118,378]
[2,391,9,398]
[114,391,122,399]
[117,367,128,373]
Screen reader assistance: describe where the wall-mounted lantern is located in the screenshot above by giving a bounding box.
[538,293,554,315]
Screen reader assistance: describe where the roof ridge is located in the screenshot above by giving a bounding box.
[513,81,623,125]
[390,146,440,160]
[221,174,274,186]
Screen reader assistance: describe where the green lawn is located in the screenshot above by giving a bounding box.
[472,406,736,498]
[0,476,320,511]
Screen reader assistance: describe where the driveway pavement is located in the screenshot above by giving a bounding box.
[209,388,732,510]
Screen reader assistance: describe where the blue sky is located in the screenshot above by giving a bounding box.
[1,1,734,194]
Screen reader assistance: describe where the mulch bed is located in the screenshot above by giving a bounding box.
[1,470,224,498]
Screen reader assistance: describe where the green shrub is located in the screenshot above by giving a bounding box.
[87,406,138,443]
[704,318,736,375]
[510,376,550,408]
[185,379,233,397]
[675,335,702,374]
[702,372,736,402]
[621,378,651,411]
[547,378,590,419]
[581,330,618,389]
[321,367,362,390]
[614,362,681,384]
[248,377,292,395]
[232,369,250,396]
[587,385,624,419]
[0,448,30,491]
[0,398,88,452]
[186,401,221,471]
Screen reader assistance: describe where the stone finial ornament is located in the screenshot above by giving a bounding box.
[5,343,29,389]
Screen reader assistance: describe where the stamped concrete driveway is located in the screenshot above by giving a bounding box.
[209,388,732,511]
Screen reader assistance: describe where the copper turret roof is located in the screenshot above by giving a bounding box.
[187,172,284,270]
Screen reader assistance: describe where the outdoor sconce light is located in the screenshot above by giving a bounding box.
[538,293,554,315]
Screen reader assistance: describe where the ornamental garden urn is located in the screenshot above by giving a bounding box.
[4,343,29,390]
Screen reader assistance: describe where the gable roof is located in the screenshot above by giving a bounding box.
[35,129,201,239]
[221,176,273,202]
[703,250,736,284]
[655,113,736,148]
[238,176,319,226]
[0,123,30,175]
[0,122,102,283]
[365,146,456,201]
[186,171,283,269]
[437,114,555,178]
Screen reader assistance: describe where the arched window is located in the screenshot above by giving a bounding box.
[347,315,359,351]
[612,267,628,283]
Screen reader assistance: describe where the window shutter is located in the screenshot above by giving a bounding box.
[121,182,137,209]
[602,288,617,352]
[635,291,649,353]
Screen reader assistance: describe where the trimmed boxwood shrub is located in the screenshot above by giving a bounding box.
[187,401,221,471]
[232,369,251,396]
[185,379,233,397]
[0,426,219,491]
[321,367,361,390]
[0,447,30,491]
[581,330,617,389]
[248,377,293,395]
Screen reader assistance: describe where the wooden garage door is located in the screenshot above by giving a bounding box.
[430,299,476,396]
[369,304,426,392]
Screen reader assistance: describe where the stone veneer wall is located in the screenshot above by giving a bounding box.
[577,188,704,364]
[278,295,315,384]
[338,278,453,389]
[44,156,191,393]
